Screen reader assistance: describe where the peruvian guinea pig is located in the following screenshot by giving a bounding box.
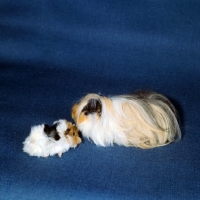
[71,90,181,149]
[23,119,82,157]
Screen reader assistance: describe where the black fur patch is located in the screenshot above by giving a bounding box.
[44,123,60,141]
[82,99,102,116]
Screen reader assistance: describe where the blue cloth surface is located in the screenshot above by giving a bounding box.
[0,1,200,199]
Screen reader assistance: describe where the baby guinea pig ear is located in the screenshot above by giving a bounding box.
[64,121,73,135]
[44,123,61,141]
[44,124,50,133]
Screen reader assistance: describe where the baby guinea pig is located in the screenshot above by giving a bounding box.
[23,119,82,158]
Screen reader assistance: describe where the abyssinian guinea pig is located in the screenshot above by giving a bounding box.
[72,91,181,149]
[23,119,82,157]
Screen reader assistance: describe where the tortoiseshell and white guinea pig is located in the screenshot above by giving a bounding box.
[23,119,82,157]
[72,91,181,149]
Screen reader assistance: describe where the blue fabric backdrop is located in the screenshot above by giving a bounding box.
[0,1,200,199]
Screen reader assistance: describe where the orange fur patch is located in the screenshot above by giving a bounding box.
[65,122,82,145]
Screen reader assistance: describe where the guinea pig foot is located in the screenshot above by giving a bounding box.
[58,152,62,157]
[43,155,49,158]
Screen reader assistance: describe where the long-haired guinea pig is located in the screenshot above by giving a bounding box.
[72,90,181,149]
[23,119,82,157]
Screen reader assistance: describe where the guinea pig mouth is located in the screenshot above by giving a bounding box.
[81,99,102,116]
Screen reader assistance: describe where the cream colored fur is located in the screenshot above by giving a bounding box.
[72,91,181,149]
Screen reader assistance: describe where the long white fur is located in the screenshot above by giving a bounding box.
[72,92,181,149]
[23,119,78,157]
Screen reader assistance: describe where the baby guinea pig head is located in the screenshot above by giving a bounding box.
[64,122,82,146]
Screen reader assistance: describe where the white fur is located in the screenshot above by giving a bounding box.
[72,92,181,149]
[23,119,79,157]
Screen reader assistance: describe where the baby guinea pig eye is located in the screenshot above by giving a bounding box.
[64,128,70,136]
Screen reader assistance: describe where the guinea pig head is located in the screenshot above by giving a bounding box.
[64,122,82,145]
[72,98,102,125]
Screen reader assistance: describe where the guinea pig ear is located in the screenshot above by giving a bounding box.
[44,124,50,134]
[91,99,102,114]
[82,99,102,115]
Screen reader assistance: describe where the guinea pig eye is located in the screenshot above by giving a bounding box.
[84,111,88,115]
[72,132,75,136]
[65,129,70,135]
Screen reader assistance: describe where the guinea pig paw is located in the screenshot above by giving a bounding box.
[58,152,62,157]
[43,155,49,158]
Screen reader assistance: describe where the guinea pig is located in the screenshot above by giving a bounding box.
[23,119,82,157]
[71,90,181,149]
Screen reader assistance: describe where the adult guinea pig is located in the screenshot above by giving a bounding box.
[71,91,181,149]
